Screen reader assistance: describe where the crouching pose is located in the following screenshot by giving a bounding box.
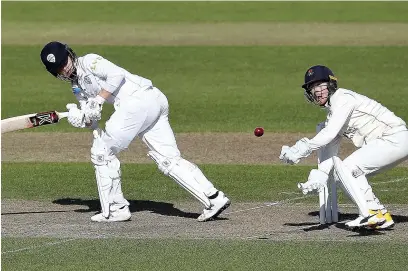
[280,65,408,229]
[40,41,230,222]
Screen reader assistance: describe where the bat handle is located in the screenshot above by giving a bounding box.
[58,112,69,119]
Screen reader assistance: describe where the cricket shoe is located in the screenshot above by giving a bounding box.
[345,211,385,229]
[91,206,131,222]
[369,209,395,230]
[197,191,231,222]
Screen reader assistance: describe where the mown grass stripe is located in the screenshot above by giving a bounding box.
[3,1,408,23]
[3,22,408,46]
[2,162,407,204]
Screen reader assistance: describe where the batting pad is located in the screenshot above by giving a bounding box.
[108,158,129,209]
[148,151,212,208]
[94,165,113,218]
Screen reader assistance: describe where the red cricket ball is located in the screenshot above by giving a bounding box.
[254,127,264,137]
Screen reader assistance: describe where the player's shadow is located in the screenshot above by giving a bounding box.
[284,211,408,233]
[307,210,408,225]
[52,198,201,219]
[335,222,387,236]
[306,211,355,223]
[283,211,347,231]
[284,221,331,231]
[1,210,70,215]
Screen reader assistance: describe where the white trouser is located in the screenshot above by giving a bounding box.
[316,123,408,211]
[343,130,408,210]
[94,87,217,210]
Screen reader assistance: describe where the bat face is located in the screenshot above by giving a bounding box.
[1,110,68,133]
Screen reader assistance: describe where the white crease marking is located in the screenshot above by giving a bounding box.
[371,177,408,186]
[2,238,78,255]
[223,176,408,217]
[224,195,312,215]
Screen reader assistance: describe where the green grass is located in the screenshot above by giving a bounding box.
[2,238,408,271]
[2,2,408,271]
[2,46,408,132]
[3,1,408,23]
[2,162,408,270]
[2,162,407,204]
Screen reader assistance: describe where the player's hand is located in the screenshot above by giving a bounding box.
[292,138,312,158]
[66,103,85,128]
[83,97,103,122]
[279,145,301,165]
[280,137,312,164]
[297,169,328,195]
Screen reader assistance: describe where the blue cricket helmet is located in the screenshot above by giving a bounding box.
[302,65,337,91]
[302,65,338,105]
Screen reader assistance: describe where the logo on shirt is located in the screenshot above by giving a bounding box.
[342,127,357,139]
[84,75,92,85]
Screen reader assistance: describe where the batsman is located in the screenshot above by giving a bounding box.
[40,41,230,222]
[279,65,408,229]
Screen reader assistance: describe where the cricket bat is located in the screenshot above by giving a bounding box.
[1,110,68,133]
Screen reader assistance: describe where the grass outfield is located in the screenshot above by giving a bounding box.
[2,1,408,132]
[3,2,408,46]
[3,1,408,23]
[2,2,408,270]
[2,163,407,204]
[2,46,408,132]
[2,238,408,271]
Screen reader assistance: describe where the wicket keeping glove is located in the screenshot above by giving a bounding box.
[279,146,300,165]
[297,169,328,195]
[279,138,312,165]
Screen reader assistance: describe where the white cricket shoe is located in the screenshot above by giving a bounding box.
[197,191,231,222]
[345,211,385,229]
[369,209,395,230]
[91,206,131,222]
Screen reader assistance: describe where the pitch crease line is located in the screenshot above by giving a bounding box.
[2,238,78,255]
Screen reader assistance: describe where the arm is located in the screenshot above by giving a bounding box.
[98,89,112,100]
[88,54,125,94]
[280,94,355,164]
[308,98,355,150]
[82,55,125,121]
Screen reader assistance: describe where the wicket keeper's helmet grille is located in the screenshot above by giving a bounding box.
[40,41,70,77]
[301,65,338,92]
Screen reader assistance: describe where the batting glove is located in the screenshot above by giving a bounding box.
[83,96,104,122]
[66,103,85,128]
